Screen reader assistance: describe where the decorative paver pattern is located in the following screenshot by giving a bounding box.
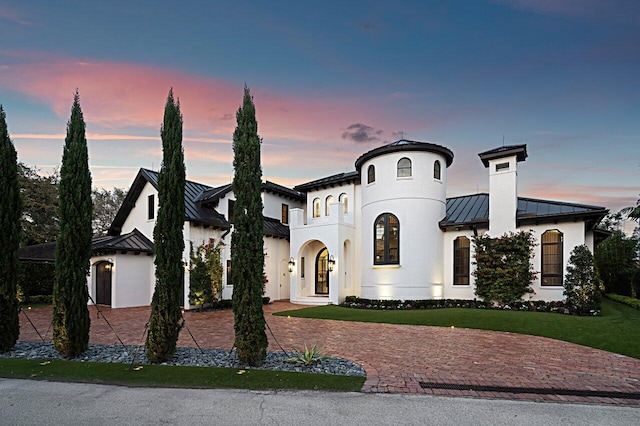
[17,302,640,405]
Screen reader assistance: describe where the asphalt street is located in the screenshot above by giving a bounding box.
[1,378,639,425]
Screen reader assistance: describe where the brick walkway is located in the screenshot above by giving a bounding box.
[17,302,640,405]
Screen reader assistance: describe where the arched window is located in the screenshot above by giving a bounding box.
[434,160,441,180]
[339,193,348,214]
[374,213,399,265]
[453,237,470,285]
[367,165,375,184]
[325,195,334,216]
[312,198,321,218]
[397,157,412,177]
[541,230,563,286]
[315,248,329,294]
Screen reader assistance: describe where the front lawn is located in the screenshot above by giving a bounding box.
[275,298,640,359]
[0,358,365,391]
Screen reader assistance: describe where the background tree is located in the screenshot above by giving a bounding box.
[0,105,22,351]
[231,86,268,366]
[595,230,639,297]
[52,91,92,357]
[564,245,602,315]
[18,163,59,245]
[92,187,127,235]
[146,89,185,363]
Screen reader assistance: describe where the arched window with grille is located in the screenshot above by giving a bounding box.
[397,157,412,177]
[325,195,334,216]
[434,160,441,180]
[541,230,563,286]
[453,236,470,285]
[312,198,321,218]
[367,164,375,184]
[339,193,348,214]
[374,213,399,265]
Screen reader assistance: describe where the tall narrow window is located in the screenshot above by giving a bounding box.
[281,203,289,224]
[453,237,470,285]
[541,230,563,286]
[300,256,305,278]
[147,194,155,220]
[397,157,412,177]
[226,260,232,286]
[339,193,348,214]
[325,195,334,216]
[374,213,399,265]
[228,199,235,223]
[367,165,375,184]
[434,160,441,180]
[312,198,321,218]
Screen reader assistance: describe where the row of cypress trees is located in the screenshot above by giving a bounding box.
[1,86,268,366]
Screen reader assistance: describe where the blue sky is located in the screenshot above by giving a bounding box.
[0,0,638,212]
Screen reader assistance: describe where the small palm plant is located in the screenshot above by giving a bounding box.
[288,343,326,366]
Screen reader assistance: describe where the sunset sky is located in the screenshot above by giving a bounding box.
[1,0,638,213]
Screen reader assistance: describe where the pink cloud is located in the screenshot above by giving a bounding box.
[0,6,33,26]
[0,50,419,144]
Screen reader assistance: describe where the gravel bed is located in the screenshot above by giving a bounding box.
[1,342,366,377]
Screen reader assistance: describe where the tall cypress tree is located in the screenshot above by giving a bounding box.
[0,105,21,352]
[53,90,92,357]
[146,89,185,363]
[231,86,267,366]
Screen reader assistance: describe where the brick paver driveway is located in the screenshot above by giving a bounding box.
[18,301,640,405]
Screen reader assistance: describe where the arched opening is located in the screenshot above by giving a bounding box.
[397,157,412,177]
[434,160,441,180]
[325,195,334,216]
[339,193,348,214]
[315,247,329,295]
[367,164,375,184]
[95,261,113,306]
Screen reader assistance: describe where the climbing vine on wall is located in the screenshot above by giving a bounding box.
[188,238,224,308]
[473,231,537,304]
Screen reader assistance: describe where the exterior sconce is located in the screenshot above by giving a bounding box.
[288,257,295,272]
[104,260,113,272]
[328,255,335,272]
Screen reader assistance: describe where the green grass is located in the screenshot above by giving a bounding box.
[276,298,640,359]
[0,358,365,392]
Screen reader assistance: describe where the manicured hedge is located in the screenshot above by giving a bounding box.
[17,261,54,303]
[606,293,640,310]
[341,295,569,313]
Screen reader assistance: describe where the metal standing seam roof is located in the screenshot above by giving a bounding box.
[294,171,360,192]
[263,217,290,239]
[354,139,455,171]
[92,228,154,254]
[196,181,305,204]
[440,193,608,229]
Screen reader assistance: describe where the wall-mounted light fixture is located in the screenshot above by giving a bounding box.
[328,255,335,272]
[104,259,113,272]
[288,257,295,272]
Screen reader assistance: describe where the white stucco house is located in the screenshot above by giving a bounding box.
[86,140,608,308]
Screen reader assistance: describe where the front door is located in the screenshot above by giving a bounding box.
[96,261,112,306]
[315,248,329,295]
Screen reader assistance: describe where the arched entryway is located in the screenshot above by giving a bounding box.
[315,247,329,295]
[95,261,113,306]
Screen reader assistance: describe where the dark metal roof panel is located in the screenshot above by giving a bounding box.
[355,139,454,170]
[263,217,290,239]
[441,194,607,228]
[294,171,360,192]
[92,228,154,253]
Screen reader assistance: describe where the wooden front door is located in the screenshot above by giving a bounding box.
[315,248,329,295]
[96,262,112,306]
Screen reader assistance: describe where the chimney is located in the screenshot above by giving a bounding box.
[478,145,527,236]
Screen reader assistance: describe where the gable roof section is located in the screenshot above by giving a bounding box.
[440,193,608,230]
[92,228,154,255]
[196,181,304,205]
[294,171,360,192]
[109,168,230,235]
[19,228,155,262]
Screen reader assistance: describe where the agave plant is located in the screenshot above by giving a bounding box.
[288,343,326,366]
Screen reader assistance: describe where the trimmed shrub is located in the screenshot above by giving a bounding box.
[17,261,55,303]
[606,293,640,310]
[563,245,602,315]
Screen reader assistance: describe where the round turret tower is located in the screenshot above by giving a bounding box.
[354,140,454,300]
